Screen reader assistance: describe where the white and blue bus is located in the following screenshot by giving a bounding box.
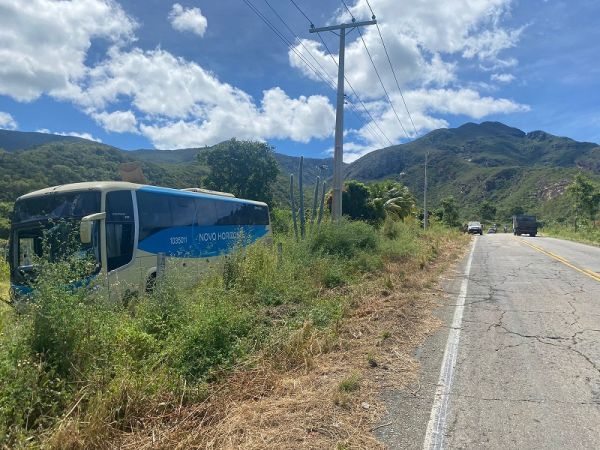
[8,182,271,300]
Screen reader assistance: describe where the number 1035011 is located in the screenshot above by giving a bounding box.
[170,236,188,245]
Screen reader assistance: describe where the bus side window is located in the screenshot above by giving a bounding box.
[195,198,217,226]
[238,204,269,225]
[138,192,171,240]
[106,191,135,271]
[215,202,242,225]
[170,197,195,227]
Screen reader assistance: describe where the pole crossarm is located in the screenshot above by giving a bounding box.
[309,19,376,33]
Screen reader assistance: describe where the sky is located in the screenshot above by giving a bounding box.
[0,0,599,162]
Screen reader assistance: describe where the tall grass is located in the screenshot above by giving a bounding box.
[0,241,8,300]
[543,223,600,246]
[0,218,458,447]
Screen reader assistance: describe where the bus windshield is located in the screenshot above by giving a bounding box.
[10,191,102,284]
[13,191,101,224]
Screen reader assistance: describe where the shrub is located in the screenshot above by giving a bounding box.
[270,207,292,235]
[167,297,254,381]
[309,220,378,257]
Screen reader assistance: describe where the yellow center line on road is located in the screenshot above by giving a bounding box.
[519,239,600,283]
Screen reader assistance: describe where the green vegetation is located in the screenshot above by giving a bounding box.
[0,243,8,300]
[543,225,600,246]
[198,139,280,203]
[0,214,460,447]
[340,180,383,222]
[543,173,600,245]
[345,121,600,222]
[338,373,361,393]
[2,122,600,236]
[566,173,600,228]
[334,180,416,223]
[438,196,461,227]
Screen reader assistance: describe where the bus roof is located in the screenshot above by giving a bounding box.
[17,181,267,206]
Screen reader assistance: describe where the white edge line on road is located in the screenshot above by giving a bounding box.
[422,238,476,450]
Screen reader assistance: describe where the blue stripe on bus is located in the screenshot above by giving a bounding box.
[137,224,269,257]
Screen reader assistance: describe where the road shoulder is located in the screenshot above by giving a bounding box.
[375,238,473,449]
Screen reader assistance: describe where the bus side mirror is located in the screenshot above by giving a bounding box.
[80,212,106,244]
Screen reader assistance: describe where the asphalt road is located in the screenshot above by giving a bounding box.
[377,234,600,449]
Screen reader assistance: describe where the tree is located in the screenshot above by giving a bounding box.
[0,202,12,239]
[567,173,600,228]
[339,180,383,221]
[509,205,525,217]
[198,139,279,203]
[440,196,460,227]
[369,181,416,221]
[479,200,497,221]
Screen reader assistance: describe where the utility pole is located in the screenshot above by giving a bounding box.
[310,18,376,222]
[423,152,429,230]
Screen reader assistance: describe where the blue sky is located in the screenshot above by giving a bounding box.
[0,0,598,161]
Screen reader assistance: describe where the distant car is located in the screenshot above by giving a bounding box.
[467,221,483,235]
[487,226,497,234]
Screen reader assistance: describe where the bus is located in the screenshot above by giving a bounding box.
[8,182,271,300]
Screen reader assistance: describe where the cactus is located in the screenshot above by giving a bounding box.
[317,180,326,227]
[290,174,298,241]
[298,156,306,239]
[310,176,320,231]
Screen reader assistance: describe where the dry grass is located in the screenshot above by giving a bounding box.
[68,233,469,450]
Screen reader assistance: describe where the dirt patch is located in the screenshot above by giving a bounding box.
[100,234,469,449]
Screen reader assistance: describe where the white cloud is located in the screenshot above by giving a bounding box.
[341,0,516,56]
[81,48,247,118]
[0,0,530,155]
[92,110,138,133]
[139,87,334,149]
[36,129,102,142]
[67,48,336,148]
[338,141,382,163]
[463,27,523,61]
[491,73,516,83]
[403,88,529,119]
[0,111,17,130]
[0,0,136,102]
[289,0,528,151]
[168,3,207,37]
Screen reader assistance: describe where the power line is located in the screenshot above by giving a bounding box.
[341,0,409,138]
[241,0,336,92]
[289,0,312,25]
[262,0,337,90]
[357,26,409,138]
[286,0,392,146]
[340,0,353,18]
[365,0,419,137]
[312,29,393,144]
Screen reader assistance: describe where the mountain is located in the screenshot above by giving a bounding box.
[1,122,599,236]
[0,129,86,152]
[345,121,600,220]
